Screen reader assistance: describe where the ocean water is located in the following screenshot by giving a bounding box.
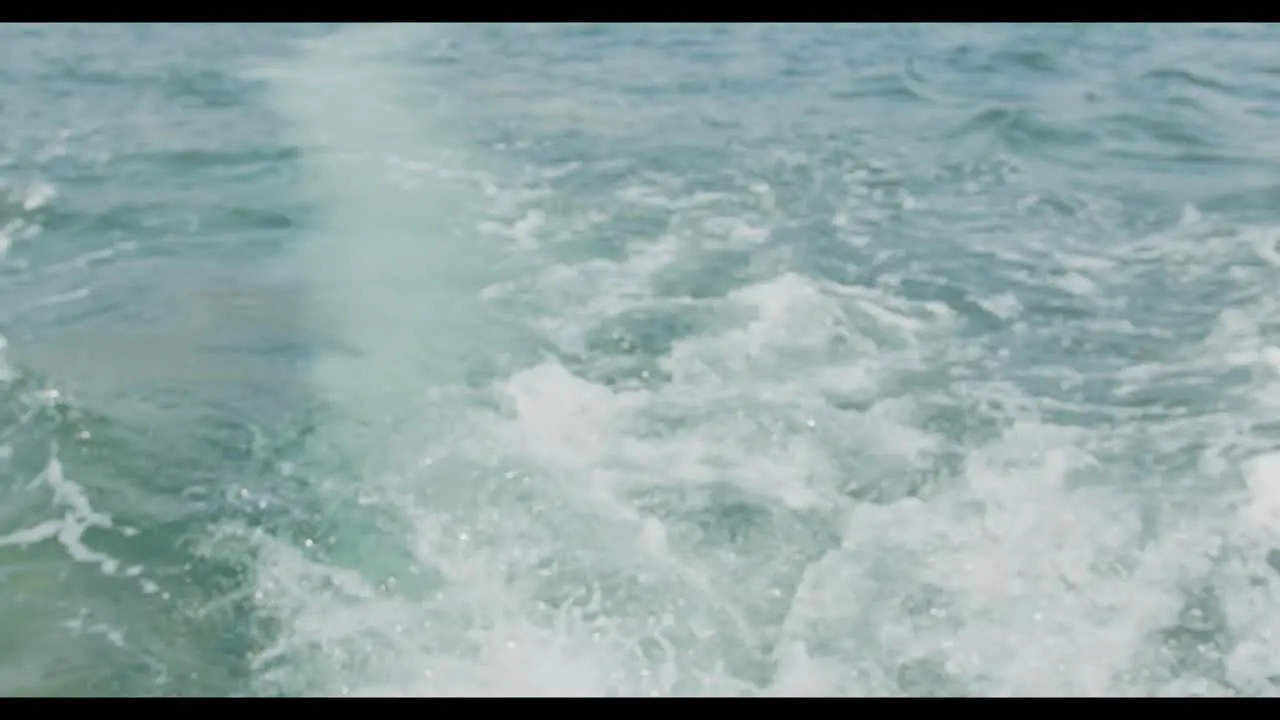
[2,22,1280,697]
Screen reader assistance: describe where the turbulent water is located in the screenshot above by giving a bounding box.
[3,23,1280,697]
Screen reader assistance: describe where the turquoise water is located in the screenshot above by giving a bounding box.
[2,22,1280,696]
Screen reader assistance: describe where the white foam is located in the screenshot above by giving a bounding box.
[20,181,55,212]
[0,449,120,577]
[258,24,526,445]
[239,26,1280,697]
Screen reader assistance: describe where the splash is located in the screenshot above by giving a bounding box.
[241,24,1280,697]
